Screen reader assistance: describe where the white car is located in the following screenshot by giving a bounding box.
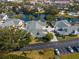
[68,46,74,53]
[76,46,79,52]
[55,49,60,56]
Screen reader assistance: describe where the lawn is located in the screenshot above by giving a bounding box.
[0,48,79,59]
[56,12,76,18]
[60,53,79,59]
[8,48,55,59]
[57,35,79,41]
[29,38,43,44]
[0,54,30,59]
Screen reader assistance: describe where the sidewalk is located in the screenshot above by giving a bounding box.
[51,32,58,42]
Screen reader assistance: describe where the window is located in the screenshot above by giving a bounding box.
[58,28,67,32]
[58,29,63,31]
[37,32,40,35]
[77,28,79,32]
[64,29,67,32]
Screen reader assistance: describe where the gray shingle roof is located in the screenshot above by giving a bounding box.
[54,19,79,35]
[0,19,22,28]
[26,21,46,37]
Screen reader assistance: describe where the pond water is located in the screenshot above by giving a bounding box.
[22,14,47,22]
[67,18,79,23]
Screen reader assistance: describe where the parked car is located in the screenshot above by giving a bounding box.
[55,49,61,56]
[67,46,74,53]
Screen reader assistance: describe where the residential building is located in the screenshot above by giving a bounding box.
[53,0,70,4]
[25,21,47,37]
[0,18,25,29]
[0,13,9,21]
[0,0,23,2]
[54,19,79,35]
[52,0,71,9]
[74,0,79,3]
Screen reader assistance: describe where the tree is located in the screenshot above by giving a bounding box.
[42,32,53,42]
[46,15,55,22]
[19,32,32,48]
[13,14,23,19]
[0,27,32,51]
[44,5,59,15]
[38,16,42,20]
[46,33,53,40]
[68,3,79,11]
[29,15,35,20]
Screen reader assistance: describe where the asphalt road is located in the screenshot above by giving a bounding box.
[20,39,79,51]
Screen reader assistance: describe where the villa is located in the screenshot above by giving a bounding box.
[0,13,52,37]
[53,0,71,4]
[0,0,23,2]
[25,21,47,37]
[54,18,79,35]
[0,13,9,21]
[0,18,25,29]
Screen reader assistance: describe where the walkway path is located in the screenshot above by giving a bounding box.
[51,32,58,42]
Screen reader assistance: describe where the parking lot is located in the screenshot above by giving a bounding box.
[54,45,79,56]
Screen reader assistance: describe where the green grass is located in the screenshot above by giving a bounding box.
[35,10,45,14]
[60,53,79,59]
[57,35,79,41]
[0,55,30,59]
[8,49,55,59]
